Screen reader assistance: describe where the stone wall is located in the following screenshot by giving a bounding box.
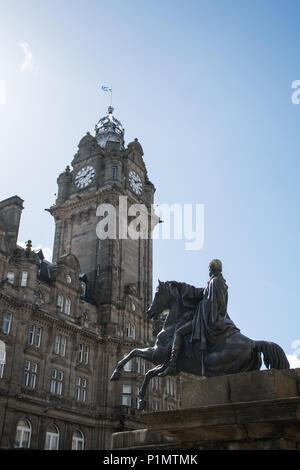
[112,368,300,450]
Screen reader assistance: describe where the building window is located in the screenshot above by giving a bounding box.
[14,419,31,448]
[122,384,132,407]
[57,295,64,312]
[28,324,42,347]
[72,430,84,450]
[166,377,174,396]
[0,340,5,378]
[81,312,88,322]
[134,386,140,409]
[64,297,71,315]
[7,272,14,285]
[20,271,28,287]
[2,311,12,334]
[151,400,159,411]
[66,274,72,284]
[78,344,89,364]
[151,376,159,391]
[23,361,37,388]
[50,369,63,395]
[136,357,146,374]
[80,281,86,297]
[112,166,117,180]
[35,290,43,299]
[45,424,59,450]
[124,359,133,372]
[54,334,66,356]
[126,322,136,339]
[75,376,87,402]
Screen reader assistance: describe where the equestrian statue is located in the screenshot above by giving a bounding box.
[111,259,290,410]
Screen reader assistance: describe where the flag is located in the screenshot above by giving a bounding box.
[101,85,112,93]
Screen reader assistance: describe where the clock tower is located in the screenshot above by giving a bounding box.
[48,106,155,338]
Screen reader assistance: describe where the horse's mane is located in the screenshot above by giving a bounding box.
[151,281,184,337]
[160,280,183,292]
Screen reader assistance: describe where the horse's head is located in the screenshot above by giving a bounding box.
[146,279,177,321]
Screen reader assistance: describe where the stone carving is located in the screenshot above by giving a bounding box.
[111,259,290,410]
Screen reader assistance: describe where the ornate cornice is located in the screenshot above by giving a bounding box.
[47,185,152,220]
[32,308,101,340]
[0,290,22,309]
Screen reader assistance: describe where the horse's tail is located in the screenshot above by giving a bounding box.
[254,340,290,370]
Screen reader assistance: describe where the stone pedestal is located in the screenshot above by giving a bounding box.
[112,368,300,450]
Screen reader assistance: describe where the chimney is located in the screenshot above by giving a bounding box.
[0,196,24,251]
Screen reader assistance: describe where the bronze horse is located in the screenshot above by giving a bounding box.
[111,280,290,410]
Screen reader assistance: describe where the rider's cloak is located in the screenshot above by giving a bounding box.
[174,277,261,376]
[180,275,240,351]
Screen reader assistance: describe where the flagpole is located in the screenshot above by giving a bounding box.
[110,87,112,107]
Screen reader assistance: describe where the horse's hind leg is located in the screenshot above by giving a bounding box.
[110,347,154,381]
[138,363,166,410]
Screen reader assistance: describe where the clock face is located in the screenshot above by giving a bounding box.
[74,166,95,189]
[129,170,143,195]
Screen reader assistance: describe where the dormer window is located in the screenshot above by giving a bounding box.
[21,271,28,287]
[80,281,86,297]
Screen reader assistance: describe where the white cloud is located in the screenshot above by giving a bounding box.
[287,354,300,369]
[0,80,6,104]
[19,42,37,72]
[287,339,300,369]
[17,241,52,262]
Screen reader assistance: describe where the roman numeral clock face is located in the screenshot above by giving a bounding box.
[128,170,143,195]
[74,166,95,189]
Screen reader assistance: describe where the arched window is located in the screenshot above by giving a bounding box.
[64,298,71,315]
[72,429,84,450]
[45,424,59,450]
[14,419,31,448]
[57,295,64,312]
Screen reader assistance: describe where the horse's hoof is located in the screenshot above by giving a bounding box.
[110,369,122,381]
[138,399,147,411]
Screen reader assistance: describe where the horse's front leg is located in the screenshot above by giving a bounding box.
[138,363,166,411]
[110,347,154,381]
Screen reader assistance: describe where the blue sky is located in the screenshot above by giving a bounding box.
[0,0,299,365]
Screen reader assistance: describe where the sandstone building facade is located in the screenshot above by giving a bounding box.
[0,107,180,449]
